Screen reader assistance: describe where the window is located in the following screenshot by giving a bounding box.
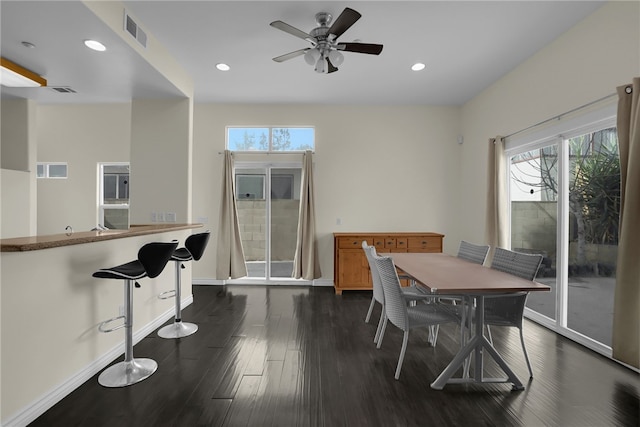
[506,103,618,357]
[99,163,129,229]
[36,162,67,178]
[227,127,314,152]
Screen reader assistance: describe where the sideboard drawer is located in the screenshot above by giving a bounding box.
[396,238,408,250]
[338,236,372,249]
[407,236,442,252]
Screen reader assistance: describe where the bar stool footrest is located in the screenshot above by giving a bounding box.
[98,315,126,333]
[98,358,158,388]
[157,321,198,339]
[158,290,176,300]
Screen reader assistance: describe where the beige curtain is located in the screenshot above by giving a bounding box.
[292,150,321,280]
[216,150,247,279]
[612,77,640,368]
[485,136,508,255]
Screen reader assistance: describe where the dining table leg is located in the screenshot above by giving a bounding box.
[430,295,525,391]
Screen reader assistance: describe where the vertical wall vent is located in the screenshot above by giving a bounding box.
[123,10,147,49]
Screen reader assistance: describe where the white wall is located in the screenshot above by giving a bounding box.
[192,104,462,280]
[129,99,193,225]
[1,99,37,237]
[459,1,640,245]
[37,104,131,234]
[1,99,34,172]
[1,170,32,238]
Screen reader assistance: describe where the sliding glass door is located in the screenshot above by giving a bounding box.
[508,121,620,351]
[510,144,558,321]
[565,128,619,346]
[234,163,302,282]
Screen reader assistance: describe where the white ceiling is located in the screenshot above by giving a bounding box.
[1,1,605,106]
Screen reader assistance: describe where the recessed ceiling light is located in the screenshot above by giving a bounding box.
[216,63,230,71]
[21,41,36,49]
[411,63,426,71]
[84,40,106,52]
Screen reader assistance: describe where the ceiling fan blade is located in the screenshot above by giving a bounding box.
[336,42,383,55]
[273,48,308,63]
[328,8,361,39]
[327,58,339,74]
[270,20,314,42]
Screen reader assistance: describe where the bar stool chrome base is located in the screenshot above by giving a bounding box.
[98,358,158,388]
[157,321,198,339]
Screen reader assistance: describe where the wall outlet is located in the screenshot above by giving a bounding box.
[165,212,176,222]
[336,218,342,225]
[151,212,157,222]
[196,216,208,224]
[119,305,125,317]
[156,212,165,222]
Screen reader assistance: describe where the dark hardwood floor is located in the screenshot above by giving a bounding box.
[31,285,638,427]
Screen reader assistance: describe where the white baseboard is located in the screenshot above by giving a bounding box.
[193,278,224,285]
[312,279,334,287]
[2,296,193,427]
[193,278,334,287]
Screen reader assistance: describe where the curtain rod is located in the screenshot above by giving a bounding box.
[217,151,313,154]
[504,92,618,140]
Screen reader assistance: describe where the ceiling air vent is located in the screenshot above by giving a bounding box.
[50,87,76,93]
[124,10,147,49]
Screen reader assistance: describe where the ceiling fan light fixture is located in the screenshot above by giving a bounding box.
[315,57,326,74]
[328,50,344,67]
[304,49,320,66]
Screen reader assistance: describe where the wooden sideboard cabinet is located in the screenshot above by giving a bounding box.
[333,232,444,295]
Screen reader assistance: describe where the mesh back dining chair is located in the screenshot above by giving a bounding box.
[374,254,459,380]
[457,240,490,265]
[487,247,543,378]
[362,241,433,345]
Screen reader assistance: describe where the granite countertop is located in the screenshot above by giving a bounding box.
[0,223,203,252]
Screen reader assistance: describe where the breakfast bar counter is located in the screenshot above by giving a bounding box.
[0,223,201,252]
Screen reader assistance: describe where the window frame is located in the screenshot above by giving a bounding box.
[36,162,68,179]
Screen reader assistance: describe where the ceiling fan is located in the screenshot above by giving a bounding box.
[270,7,383,74]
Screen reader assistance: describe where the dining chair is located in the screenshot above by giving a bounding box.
[457,240,490,265]
[374,254,459,380]
[486,247,543,378]
[362,241,434,345]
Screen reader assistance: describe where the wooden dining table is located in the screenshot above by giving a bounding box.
[386,252,551,391]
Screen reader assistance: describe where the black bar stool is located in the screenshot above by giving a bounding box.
[158,231,210,339]
[93,240,178,387]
